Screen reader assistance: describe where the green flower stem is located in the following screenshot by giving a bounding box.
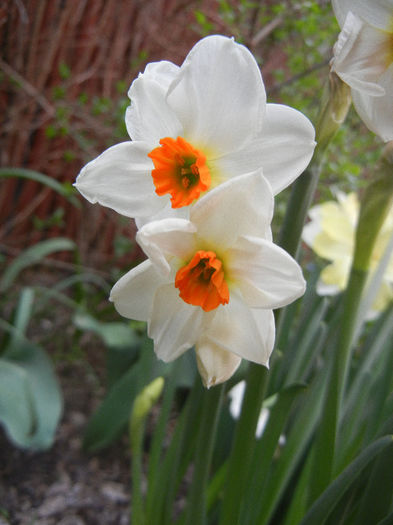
[278,151,323,259]
[309,267,368,502]
[185,383,225,525]
[279,73,351,260]
[129,377,164,525]
[276,74,351,338]
[310,143,393,502]
[219,365,268,525]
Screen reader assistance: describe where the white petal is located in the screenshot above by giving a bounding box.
[167,35,266,154]
[205,290,275,365]
[131,61,180,89]
[195,340,241,388]
[228,381,246,418]
[135,204,189,229]
[74,141,168,218]
[351,66,393,142]
[257,104,316,194]
[190,171,274,250]
[126,61,183,142]
[149,284,208,362]
[109,260,165,321]
[210,138,268,182]
[227,236,306,308]
[332,0,393,30]
[136,218,197,275]
[331,12,389,96]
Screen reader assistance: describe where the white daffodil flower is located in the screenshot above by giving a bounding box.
[110,172,306,387]
[75,35,315,225]
[302,191,393,317]
[331,0,393,141]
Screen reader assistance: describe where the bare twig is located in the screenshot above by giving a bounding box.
[251,16,284,47]
[267,57,332,95]
[0,58,55,115]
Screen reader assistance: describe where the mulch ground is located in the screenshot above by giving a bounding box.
[0,361,131,525]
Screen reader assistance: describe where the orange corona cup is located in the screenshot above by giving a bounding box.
[148,137,211,208]
[175,250,229,312]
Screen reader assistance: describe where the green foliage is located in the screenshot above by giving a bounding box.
[58,61,71,80]
[0,238,76,293]
[0,289,63,450]
[0,340,63,450]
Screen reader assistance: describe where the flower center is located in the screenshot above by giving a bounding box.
[175,250,229,312]
[148,137,211,208]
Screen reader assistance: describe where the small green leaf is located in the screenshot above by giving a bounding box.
[0,168,80,207]
[58,62,71,80]
[0,238,76,292]
[0,342,63,450]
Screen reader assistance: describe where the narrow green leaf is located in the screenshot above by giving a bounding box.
[354,440,393,525]
[149,379,204,525]
[0,167,80,207]
[184,384,224,525]
[0,238,76,292]
[336,307,393,470]
[376,511,393,525]
[83,340,162,452]
[73,311,140,350]
[256,370,328,524]
[5,288,35,354]
[145,377,178,520]
[300,436,393,525]
[243,383,307,523]
[282,453,313,525]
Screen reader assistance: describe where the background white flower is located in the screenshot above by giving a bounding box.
[75,35,315,224]
[110,172,306,387]
[331,0,393,141]
[302,191,393,317]
[228,381,286,444]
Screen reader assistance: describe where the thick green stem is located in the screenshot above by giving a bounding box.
[309,268,368,501]
[278,149,323,259]
[219,365,268,525]
[310,143,393,501]
[185,384,225,525]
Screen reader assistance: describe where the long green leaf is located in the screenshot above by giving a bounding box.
[243,383,307,523]
[0,238,76,292]
[0,167,80,207]
[83,339,161,452]
[256,370,328,525]
[300,436,393,525]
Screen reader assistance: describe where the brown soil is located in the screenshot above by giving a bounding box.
[0,361,131,525]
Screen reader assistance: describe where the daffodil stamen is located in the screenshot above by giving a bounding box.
[148,137,211,208]
[175,250,229,312]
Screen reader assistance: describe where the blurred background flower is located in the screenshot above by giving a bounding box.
[302,190,393,317]
[331,0,393,141]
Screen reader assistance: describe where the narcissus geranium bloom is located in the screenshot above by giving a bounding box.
[302,191,393,317]
[75,35,315,224]
[331,0,393,141]
[110,172,306,387]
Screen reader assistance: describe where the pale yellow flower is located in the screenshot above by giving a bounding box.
[303,191,393,317]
